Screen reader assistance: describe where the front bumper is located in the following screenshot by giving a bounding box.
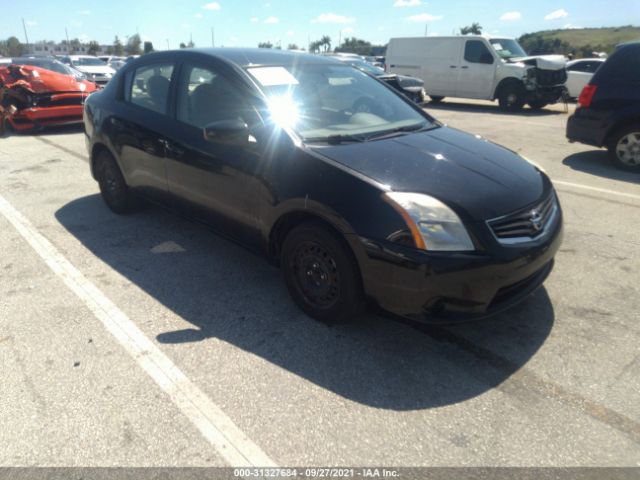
[7,105,85,131]
[351,206,563,324]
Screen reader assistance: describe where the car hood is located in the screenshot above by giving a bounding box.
[510,55,567,70]
[0,65,98,94]
[75,65,114,75]
[309,126,546,220]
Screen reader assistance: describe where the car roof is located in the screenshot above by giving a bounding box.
[186,48,342,68]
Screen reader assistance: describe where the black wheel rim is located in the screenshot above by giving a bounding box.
[291,241,340,310]
[102,164,121,199]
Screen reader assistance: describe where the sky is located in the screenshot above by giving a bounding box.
[3,0,639,50]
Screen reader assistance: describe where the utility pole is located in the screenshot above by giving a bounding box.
[338,30,342,48]
[65,27,70,53]
[166,39,170,50]
[424,24,428,36]
[211,27,215,47]
[22,18,30,46]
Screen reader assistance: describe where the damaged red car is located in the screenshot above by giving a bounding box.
[0,62,98,131]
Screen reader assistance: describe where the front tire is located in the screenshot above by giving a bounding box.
[607,124,640,171]
[429,96,445,103]
[498,83,525,112]
[281,222,365,325]
[95,150,135,214]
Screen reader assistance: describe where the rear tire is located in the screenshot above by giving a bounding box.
[429,96,445,103]
[95,150,135,214]
[607,124,640,171]
[281,222,365,325]
[498,83,525,112]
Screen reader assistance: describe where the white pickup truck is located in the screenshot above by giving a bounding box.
[386,36,568,111]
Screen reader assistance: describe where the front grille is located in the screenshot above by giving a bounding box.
[32,92,86,108]
[488,193,558,243]
[536,68,568,87]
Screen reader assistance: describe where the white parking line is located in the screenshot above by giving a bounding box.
[0,192,276,468]
[554,180,640,201]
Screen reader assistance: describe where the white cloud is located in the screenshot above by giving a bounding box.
[406,13,443,22]
[287,30,295,37]
[181,23,191,29]
[202,2,221,10]
[500,11,521,21]
[342,27,354,33]
[77,10,91,15]
[70,20,83,27]
[393,0,421,7]
[194,13,203,19]
[563,23,582,29]
[25,20,38,26]
[250,17,259,22]
[264,16,279,24]
[545,9,568,20]
[312,13,355,24]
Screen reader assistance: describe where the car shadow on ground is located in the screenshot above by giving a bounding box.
[563,150,640,182]
[1,123,84,138]
[424,99,570,117]
[56,195,555,411]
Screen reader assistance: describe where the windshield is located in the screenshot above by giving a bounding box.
[490,39,528,60]
[72,57,107,67]
[247,63,432,142]
[12,58,73,76]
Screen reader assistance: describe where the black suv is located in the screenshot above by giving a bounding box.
[567,42,640,170]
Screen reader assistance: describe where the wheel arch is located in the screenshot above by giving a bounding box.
[603,117,640,148]
[89,142,113,181]
[493,77,525,100]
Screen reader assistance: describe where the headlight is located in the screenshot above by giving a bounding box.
[384,192,475,252]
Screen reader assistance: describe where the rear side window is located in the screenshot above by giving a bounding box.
[464,40,494,64]
[128,63,174,114]
[593,46,640,85]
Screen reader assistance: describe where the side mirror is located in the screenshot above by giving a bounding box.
[481,53,494,65]
[203,119,250,147]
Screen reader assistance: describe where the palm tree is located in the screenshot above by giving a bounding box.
[320,35,331,52]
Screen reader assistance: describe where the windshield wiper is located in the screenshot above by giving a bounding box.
[304,134,366,145]
[364,123,436,141]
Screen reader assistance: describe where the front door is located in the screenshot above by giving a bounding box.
[456,40,497,100]
[164,61,267,248]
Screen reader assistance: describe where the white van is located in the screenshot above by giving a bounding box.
[386,36,568,111]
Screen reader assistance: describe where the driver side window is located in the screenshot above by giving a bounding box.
[464,40,494,65]
[176,64,258,129]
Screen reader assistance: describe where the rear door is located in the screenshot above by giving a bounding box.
[110,61,176,201]
[456,39,496,99]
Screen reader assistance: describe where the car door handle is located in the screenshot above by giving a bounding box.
[450,65,457,68]
[159,139,185,158]
[461,66,469,69]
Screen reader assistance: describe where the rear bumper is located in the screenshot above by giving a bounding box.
[566,107,609,147]
[351,209,563,324]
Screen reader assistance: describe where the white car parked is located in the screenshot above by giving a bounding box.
[59,55,116,85]
[565,58,605,98]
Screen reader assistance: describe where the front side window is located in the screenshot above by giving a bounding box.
[129,63,174,115]
[247,63,432,142]
[464,41,494,64]
[176,64,258,128]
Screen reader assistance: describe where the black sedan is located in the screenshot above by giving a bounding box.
[329,55,426,104]
[84,48,563,324]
